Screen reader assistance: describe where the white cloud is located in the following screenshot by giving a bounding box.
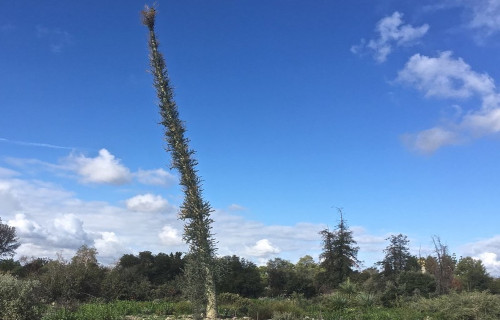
[65,149,132,185]
[8,213,92,250]
[1,171,392,268]
[246,239,280,257]
[8,214,47,239]
[125,193,174,213]
[352,12,429,63]
[466,0,500,35]
[402,127,459,154]
[397,51,500,153]
[462,235,500,277]
[0,137,74,150]
[50,214,92,248]
[94,232,129,265]
[397,51,495,99]
[0,167,19,177]
[0,181,22,213]
[135,168,176,186]
[158,225,184,246]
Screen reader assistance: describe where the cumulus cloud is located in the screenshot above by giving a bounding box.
[135,168,176,186]
[463,235,500,277]
[397,51,500,153]
[50,214,92,248]
[246,239,281,257]
[94,232,129,264]
[397,51,495,99]
[125,193,174,213]
[351,11,429,63]
[8,213,92,250]
[158,225,184,246]
[1,171,392,267]
[8,214,47,239]
[64,149,132,185]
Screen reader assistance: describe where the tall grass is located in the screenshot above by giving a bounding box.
[41,291,500,320]
[42,300,182,320]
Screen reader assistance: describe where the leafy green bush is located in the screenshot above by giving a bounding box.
[0,272,43,320]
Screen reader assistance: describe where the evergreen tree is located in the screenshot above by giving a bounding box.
[142,6,218,319]
[379,234,416,277]
[318,209,360,289]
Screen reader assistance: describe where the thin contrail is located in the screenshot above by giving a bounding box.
[0,137,75,150]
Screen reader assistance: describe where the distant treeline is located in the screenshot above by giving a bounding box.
[0,243,498,306]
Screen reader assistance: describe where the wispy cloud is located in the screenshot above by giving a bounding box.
[397,51,500,153]
[134,168,176,187]
[465,0,500,36]
[351,12,429,63]
[36,25,72,53]
[0,137,74,150]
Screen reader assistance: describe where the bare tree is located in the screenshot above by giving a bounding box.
[432,235,455,294]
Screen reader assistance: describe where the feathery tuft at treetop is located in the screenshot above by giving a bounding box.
[141,5,218,319]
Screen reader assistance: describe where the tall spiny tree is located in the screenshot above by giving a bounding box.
[141,7,218,319]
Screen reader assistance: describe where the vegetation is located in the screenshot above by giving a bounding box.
[0,218,20,259]
[1,5,499,320]
[318,209,360,290]
[1,220,499,319]
[141,6,218,319]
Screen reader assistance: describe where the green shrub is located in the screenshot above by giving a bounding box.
[356,292,377,308]
[0,272,43,320]
[323,292,350,310]
[411,291,500,320]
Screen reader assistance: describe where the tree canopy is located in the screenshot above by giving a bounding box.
[0,218,20,259]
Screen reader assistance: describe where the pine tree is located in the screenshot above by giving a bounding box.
[379,234,413,277]
[141,7,217,319]
[319,209,360,289]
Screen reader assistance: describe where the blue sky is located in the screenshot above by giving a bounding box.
[1,0,500,275]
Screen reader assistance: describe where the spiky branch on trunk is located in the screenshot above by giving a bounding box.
[141,6,218,319]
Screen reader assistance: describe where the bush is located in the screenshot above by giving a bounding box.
[0,273,43,320]
[323,292,350,310]
[411,291,500,320]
